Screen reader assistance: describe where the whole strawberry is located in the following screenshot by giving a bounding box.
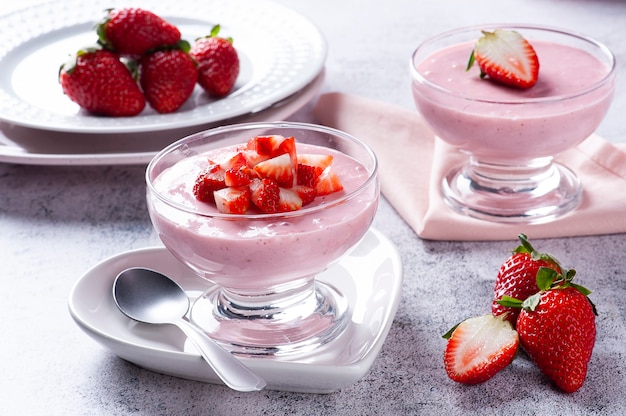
[59,48,145,117]
[189,25,240,97]
[492,234,562,326]
[140,45,198,114]
[97,7,181,58]
[515,270,597,393]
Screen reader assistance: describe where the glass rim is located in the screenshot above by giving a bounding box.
[409,23,616,104]
[145,121,379,220]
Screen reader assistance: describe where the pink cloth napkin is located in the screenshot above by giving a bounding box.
[313,92,626,241]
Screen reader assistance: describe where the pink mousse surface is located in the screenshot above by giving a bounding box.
[148,143,378,290]
[413,40,614,162]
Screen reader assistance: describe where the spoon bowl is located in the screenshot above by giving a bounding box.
[113,267,266,392]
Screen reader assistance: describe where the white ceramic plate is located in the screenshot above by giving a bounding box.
[0,0,326,133]
[68,228,402,393]
[0,70,324,166]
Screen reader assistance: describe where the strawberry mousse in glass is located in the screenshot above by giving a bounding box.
[410,25,615,223]
[146,122,379,355]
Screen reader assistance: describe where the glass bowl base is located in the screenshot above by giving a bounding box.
[442,161,582,224]
[189,280,349,356]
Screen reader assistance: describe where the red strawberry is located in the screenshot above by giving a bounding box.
[516,273,597,393]
[59,48,145,117]
[97,7,181,58]
[314,167,344,196]
[247,135,286,157]
[443,314,519,384]
[297,153,334,170]
[297,164,323,187]
[492,234,562,326]
[249,178,280,213]
[292,185,317,206]
[189,25,240,97]
[277,187,303,212]
[193,165,226,202]
[224,165,255,187]
[467,29,539,89]
[253,154,295,188]
[140,46,198,113]
[213,187,250,214]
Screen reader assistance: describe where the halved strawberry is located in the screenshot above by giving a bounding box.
[314,167,344,196]
[213,187,250,214]
[277,187,303,212]
[468,29,539,89]
[249,178,280,213]
[193,165,226,202]
[253,153,294,188]
[443,314,519,384]
[297,154,334,170]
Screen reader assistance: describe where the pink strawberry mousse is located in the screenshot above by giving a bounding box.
[148,143,378,291]
[412,39,615,164]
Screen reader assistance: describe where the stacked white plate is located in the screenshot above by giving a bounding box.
[0,0,327,165]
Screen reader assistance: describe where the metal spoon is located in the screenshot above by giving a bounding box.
[112,267,266,392]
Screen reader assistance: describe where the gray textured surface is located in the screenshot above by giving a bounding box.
[1,0,625,415]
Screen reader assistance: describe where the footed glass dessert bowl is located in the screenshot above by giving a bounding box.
[146,122,379,356]
[410,24,615,223]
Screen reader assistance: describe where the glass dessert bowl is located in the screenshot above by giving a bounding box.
[146,122,379,356]
[410,24,615,223]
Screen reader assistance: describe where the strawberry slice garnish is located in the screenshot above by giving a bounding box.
[443,314,519,384]
[277,187,303,212]
[193,165,226,202]
[253,153,295,188]
[297,154,333,170]
[314,167,344,196]
[213,187,250,214]
[297,164,323,187]
[249,178,280,213]
[292,185,317,206]
[467,29,539,89]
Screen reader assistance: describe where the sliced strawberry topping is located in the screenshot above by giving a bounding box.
[213,187,250,214]
[193,165,226,202]
[297,164,323,188]
[253,153,295,188]
[292,185,317,206]
[218,151,248,171]
[277,187,303,212]
[248,135,286,156]
[314,167,344,196]
[224,165,256,187]
[297,154,333,170]
[468,29,539,89]
[249,178,280,213]
[443,314,519,384]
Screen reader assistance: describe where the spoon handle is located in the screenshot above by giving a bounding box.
[174,318,266,392]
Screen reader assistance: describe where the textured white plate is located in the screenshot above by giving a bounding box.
[68,228,403,393]
[0,0,326,133]
[0,70,324,166]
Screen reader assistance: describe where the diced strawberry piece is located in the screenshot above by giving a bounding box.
[248,135,286,156]
[218,151,248,170]
[249,178,280,213]
[297,154,333,170]
[253,153,295,188]
[314,167,344,196]
[240,149,270,168]
[193,165,226,202]
[443,314,519,385]
[297,163,323,187]
[292,185,316,206]
[277,187,303,212]
[224,165,256,187]
[213,187,251,214]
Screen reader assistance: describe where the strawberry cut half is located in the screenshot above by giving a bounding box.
[443,314,519,385]
[314,167,344,196]
[213,187,250,214]
[468,29,539,89]
[253,153,295,188]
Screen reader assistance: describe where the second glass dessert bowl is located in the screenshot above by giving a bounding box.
[410,24,615,223]
[146,122,379,356]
